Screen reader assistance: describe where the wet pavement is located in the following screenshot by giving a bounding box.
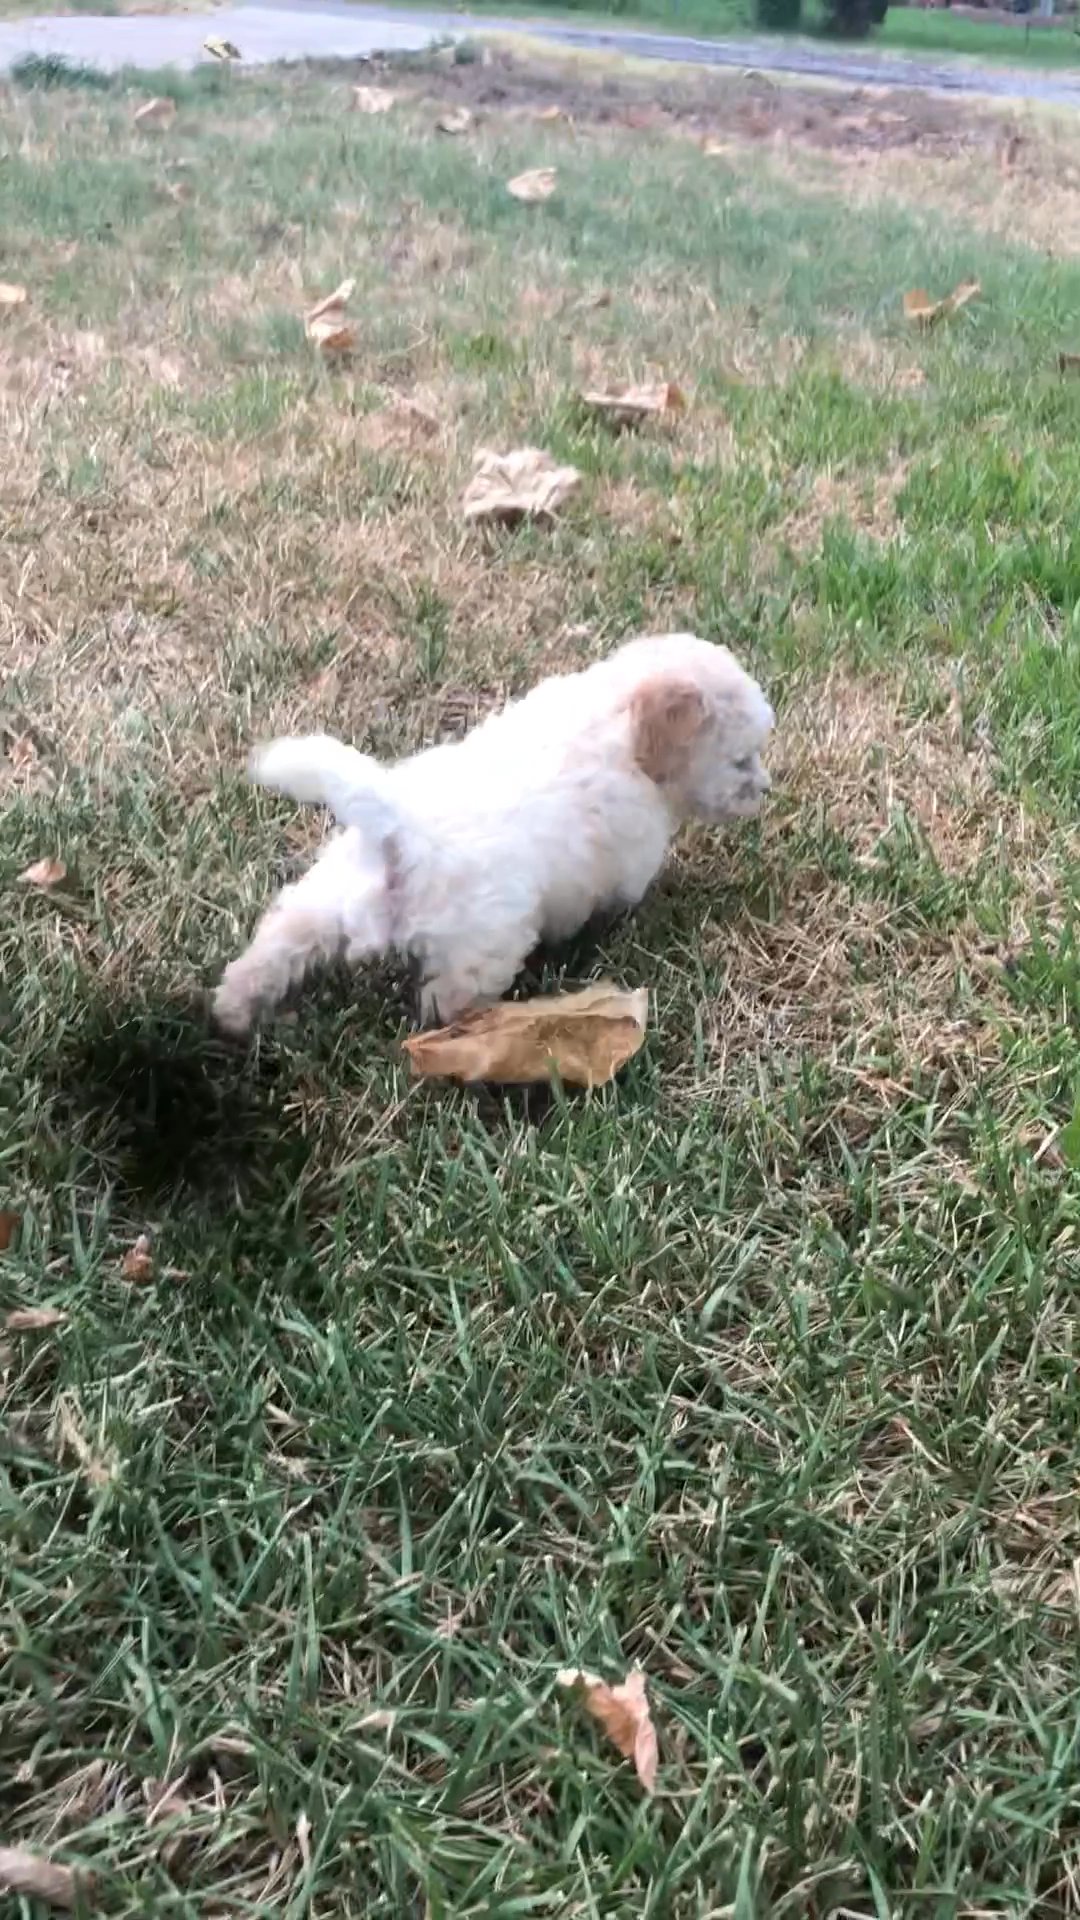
[1,0,1079,106]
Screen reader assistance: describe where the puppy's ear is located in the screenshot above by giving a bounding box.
[629,678,707,784]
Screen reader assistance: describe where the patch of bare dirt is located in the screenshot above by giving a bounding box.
[375,46,1032,165]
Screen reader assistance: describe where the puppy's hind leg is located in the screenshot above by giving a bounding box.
[213,854,384,1037]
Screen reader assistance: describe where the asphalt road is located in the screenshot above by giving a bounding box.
[1,0,1079,104]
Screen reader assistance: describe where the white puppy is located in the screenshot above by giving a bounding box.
[213,632,773,1035]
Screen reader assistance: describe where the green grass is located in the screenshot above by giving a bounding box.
[878,5,1080,65]
[4,54,1080,1917]
[410,0,1080,73]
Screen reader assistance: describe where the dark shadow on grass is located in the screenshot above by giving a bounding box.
[48,908,656,1203]
[51,993,314,1213]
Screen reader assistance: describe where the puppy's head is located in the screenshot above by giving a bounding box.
[626,638,773,823]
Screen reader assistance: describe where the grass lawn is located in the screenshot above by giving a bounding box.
[3,48,1080,1917]
[349,0,1080,76]
[877,7,1080,66]
[0,0,222,17]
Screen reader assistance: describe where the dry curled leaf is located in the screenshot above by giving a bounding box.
[144,1775,191,1827]
[352,85,395,114]
[0,1211,20,1252]
[121,1233,155,1284]
[556,1667,658,1793]
[902,288,938,325]
[54,1396,115,1489]
[436,105,473,134]
[305,277,357,355]
[0,283,28,310]
[946,280,981,314]
[1058,352,1080,375]
[358,1708,397,1731]
[903,280,981,327]
[581,380,686,427]
[203,34,240,58]
[507,167,557,203]
[462,445,580,526]
[7,733,38,773]
[404,982,648,1087]
[0,1848,81,1911]
[5,1306,66,1331]
[18,855,66,889]
[295,1811,312,1872]
[134,96,177,130]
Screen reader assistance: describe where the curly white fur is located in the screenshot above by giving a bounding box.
[213,632,774,1035]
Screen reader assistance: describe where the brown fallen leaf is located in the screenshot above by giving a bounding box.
[54,1396,115,1488]
[5,1306,67,1331]
[462,446,581,526]
[18,855,66,889]
[903,280,981,327]
[0,282,28,310]
[134,96,177,131]
[999,131,1021,175]
[436,105,473,134]
[1017,1121,1066,1169]
[0,1210,20,1252]
[352,85,395,114]
[404,981,648,1087]
[0,1847,81,1911]
[507,167,557,203]
[581,380,686,427]
[165,180,193,205]
[556,1667,658,1793]
[903,288,938,326]
[204,34,240,58]
[536,103,570,123]
[7,733,39,773]
[305,277,357,355]
[144,1774,191,1827]
[121,1233,155,1284]
[1059,352,1080,375]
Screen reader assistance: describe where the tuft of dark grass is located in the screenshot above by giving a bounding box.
[10,49,113,89]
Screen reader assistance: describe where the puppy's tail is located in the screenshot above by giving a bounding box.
[251,734,399,845]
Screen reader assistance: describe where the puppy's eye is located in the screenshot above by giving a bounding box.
[734,756,753,773]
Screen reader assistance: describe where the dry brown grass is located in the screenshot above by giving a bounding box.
[779,461,909,556]
[760,107,1080,258]
[672,668,1077,1154]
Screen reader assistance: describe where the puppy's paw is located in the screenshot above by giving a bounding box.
[418,977,479,1029]
[211,975,255,1038]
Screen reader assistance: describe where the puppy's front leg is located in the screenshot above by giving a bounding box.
[418,971,488,1029]
[418,931,533,1028]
